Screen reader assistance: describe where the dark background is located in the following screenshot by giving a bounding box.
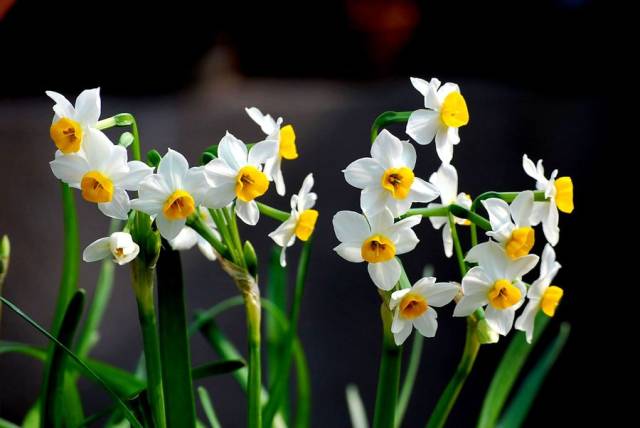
[0,0,619,426]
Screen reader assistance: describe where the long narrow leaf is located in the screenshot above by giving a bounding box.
[395,334,424,427]
[346,384,370,428]
[0,418,20,428]
[156,245,196,427]
[477,313,551,428]
[497,323,570,428]
[0,296,142,428]
[293,336,312,428]
[197,387,222,428]
[41,290,85,428]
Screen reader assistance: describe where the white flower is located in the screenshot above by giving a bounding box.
[50,128,152,220]
[169,207,219,261]
[83,232,140,265]
[246,107,298,196]
[343,129,438,217]
[131,149,207,240]
[389,277,458,345]
[483,191,536,259]
[427,163,472,257]
[453,241,538,336]
[47,88,101,155]
[522,154,574,246]
[406,77,469,164]
[333,208,421,290]
[269,173,319,267]
[515,244,563,343]
[203,132,273,226]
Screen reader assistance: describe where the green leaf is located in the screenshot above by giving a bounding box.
[0,417,20,428]
[497,323,570,428]
[41,289,85,428]
[0,296,142,428]
[118,132,135,148]
[200,145,218,165]
[395,334,423,428]
[192,359,246,379]
[156,244,196,427]
[346,384,370,428]
[197,387,222,428]
[147,149,162,168]
[476,313,551,428]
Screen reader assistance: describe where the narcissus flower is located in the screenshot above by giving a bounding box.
[454,241,538,335]
[203,132,273,226]
[246,107,298,196]
[522,154,574,246]
[406,77,469,164]
[169,207,219,261]
[389,277,458,345]
[83,232,140,265]
[343,129,438,217]
[46,88,101,154]
[515,244,563,343]
[50,128,152,219]
[333,208,421,290]
[269,173,319,267]
[483,191,536,259]
[427,163,472,257]
[131,149,207,240]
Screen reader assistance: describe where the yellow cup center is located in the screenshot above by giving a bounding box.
[487,279,522,310]
[279,125,298,160]
[235,166,270,202]
[50,117,83,154]
[163,190,196,220]
[505,226,535,259]
[295,209,319,241]
[361,234,396,263]
[540,285,564,317]
[554,176,574,214]
[80,171,114,203]
[440,92,469,128]
[381,167,414,200]
[399,292,428,319]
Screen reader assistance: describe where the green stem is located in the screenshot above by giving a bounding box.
[223,206,246,267]
[373,301,402,428]
[257,202,290,222]
[132,263,166,428]
[96,113,142,161]
[370,111,413,143]
[395,334,423,428]
[402,206,450,219]
[449,215,467,276]
[244,292,262,428]
[426,318,480,428]
[188,214,228,258]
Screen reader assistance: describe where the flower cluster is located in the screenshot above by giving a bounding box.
[47,89,318,268]
[333,77,573,345]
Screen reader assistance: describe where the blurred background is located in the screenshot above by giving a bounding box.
[1,0,617,426]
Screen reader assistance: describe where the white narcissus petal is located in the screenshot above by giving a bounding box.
[156,215,186,241]
[204,158,238,186]
[98,188,131,220]
[334,243,364,263]
[515,300,539,343]
[83,237,111,262]
[461,266,492,295]
[410,177,439,203]
[249,140,278,167]
[413,309,438,338]
[442,222,453,258]
[510,191,534,227]
[529,202,547,226]
[506,254,539,280]
[83,129,114,170]
[272,161,285,196]
[482,198,511,232]
[170,227,200,251]
[465,241,508,282]
[389,288,411,310]
[394,228,419,255]
[421,281,458,307]
[50,153,90,187]
[202,182,236,209]
[218,132,248,171]
[46,91,75,119]
[447,127,460,145]
[485,306,515,336]
[74,88,101,125]
[522,154,544,182]
[430,163,458,204]
[182,168,209,203]
[245,107,277,135]
[453,293,488,317]
[391,310,407,333]
[387,214,421,234]
[542,200,560,246]
[361,187,387,217]
[130,198,164,216]
[269,218,297,247]
[158,149,189,190]
[137,174,171,204]
[393,320,413,346]
[409,77,430,97]
[236,200,260,226]
[112,161,153,191]
[400,141,417,170]
[371,130,402,168]
[333,211,371,244]
[197,239,217,262]
[369,208,396,234]
[296,173,317,211]
[406,109,439,145]
[436,83,460,104]
[368,258,401,291]
[435,127,454,164]
[343,157,384,189]
[540,243,558,278]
